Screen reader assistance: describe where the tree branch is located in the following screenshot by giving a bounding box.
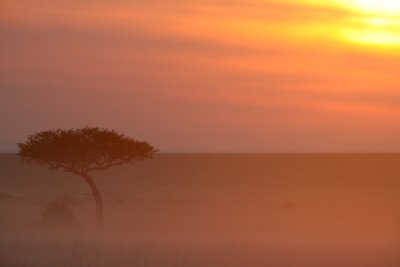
[85,160,130,173]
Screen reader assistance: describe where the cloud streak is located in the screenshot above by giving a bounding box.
[1,0,400,152]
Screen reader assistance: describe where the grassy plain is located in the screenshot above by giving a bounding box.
[1,154,399,266]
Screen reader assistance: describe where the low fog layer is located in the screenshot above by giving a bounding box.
[0,154,400,266]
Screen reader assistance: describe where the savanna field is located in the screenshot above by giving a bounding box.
[3,0,400,266]
[1,154,400,267]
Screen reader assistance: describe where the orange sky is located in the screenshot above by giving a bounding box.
[1,0,400,152]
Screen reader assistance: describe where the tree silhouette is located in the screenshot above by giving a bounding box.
[18,127,157,227]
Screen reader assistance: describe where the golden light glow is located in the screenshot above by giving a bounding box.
[340,0,400,47]
[354,0,400,14]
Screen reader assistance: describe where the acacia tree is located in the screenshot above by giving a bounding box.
[18,127,157,228]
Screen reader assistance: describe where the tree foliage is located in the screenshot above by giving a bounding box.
[18,127,157,175]
[18,127,157,227]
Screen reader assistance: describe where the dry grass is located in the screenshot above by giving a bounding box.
[1,154,400,266]
[0,229,399,267]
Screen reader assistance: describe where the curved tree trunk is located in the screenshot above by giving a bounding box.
[82,173,104,228]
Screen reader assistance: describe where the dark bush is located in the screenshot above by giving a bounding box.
[40,198,78,228]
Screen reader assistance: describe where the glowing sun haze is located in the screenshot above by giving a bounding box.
[1,0,400,152]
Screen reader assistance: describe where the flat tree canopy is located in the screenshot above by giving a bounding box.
[18,127,157,174]
[18,127,157,227]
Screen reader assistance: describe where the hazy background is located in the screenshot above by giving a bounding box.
[2,153,400,240]
[1,154,400,266]
[2,0,400,153]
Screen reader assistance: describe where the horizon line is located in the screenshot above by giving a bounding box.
[2,152,400,155]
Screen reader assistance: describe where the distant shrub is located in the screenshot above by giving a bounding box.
[40,198,78,228]
[61,193,82,207]
[280,201,298,210]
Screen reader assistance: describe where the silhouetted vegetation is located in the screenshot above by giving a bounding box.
[18,127,157,227]
[40,198,78,228]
